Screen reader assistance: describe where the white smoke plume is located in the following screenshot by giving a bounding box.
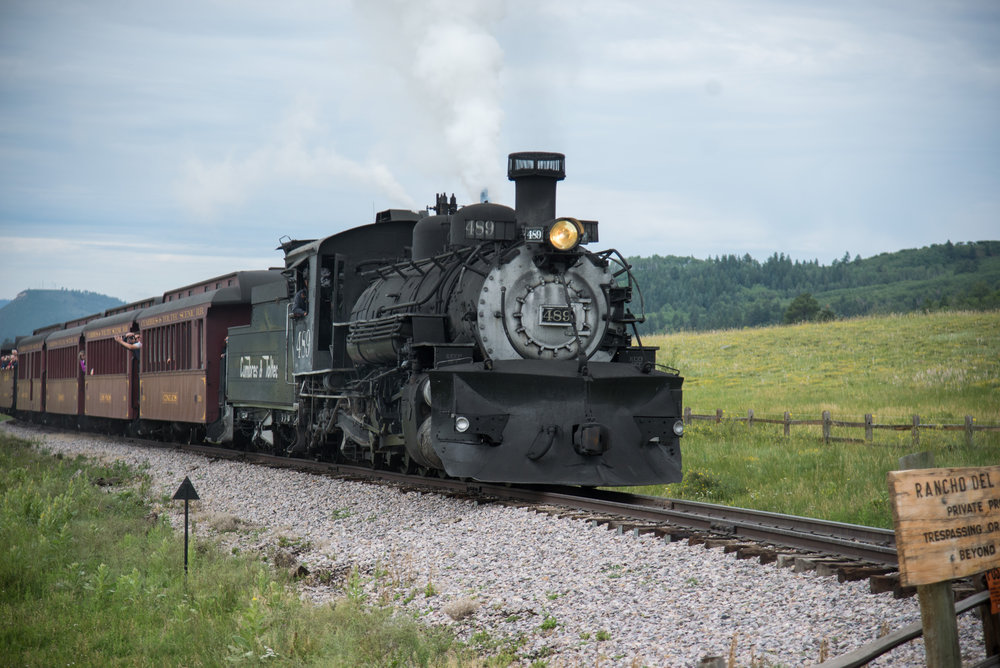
[357,0,507,200]
[178,3,507,220]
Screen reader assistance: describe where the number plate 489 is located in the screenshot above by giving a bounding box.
[539,306,574,326]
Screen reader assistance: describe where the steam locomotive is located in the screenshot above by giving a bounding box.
[1,152,683,486]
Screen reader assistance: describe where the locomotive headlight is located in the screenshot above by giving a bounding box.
[548,218,583,251]
[455,416,471,433]
[673,420,685,437]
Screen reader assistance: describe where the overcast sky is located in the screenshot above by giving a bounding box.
[1,0,998,302]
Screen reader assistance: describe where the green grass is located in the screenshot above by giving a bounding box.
[654,310,999,420]
[0,434,477,667]
[636,311,1000,528]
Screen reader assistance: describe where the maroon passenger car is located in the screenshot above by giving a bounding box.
[136,271,282,433]
[44,325,88,418]
[83,311,145,423]
[15,332,52,413]
[0,345,17,411]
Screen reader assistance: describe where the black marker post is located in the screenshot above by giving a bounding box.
[172,476,200,575]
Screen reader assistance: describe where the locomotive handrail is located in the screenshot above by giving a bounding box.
[372,244,492,315]
[358,246,474,281]
[604,248,647,318]
[285,302,292,385]
[298,392,354,400]
[599,248,650,349]
[368,248,476,313]
[457,243,491,278]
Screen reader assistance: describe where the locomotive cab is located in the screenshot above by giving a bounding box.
[281,218,418,377]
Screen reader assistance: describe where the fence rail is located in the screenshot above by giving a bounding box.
[682,408,1000,446]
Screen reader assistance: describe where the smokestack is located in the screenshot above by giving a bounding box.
[507,151,565,225]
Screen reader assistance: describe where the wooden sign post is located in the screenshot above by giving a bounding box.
[888,458,1000,666]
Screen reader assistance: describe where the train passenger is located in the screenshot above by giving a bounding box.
[114,333,142,363]
[79,350,87,374]
[291,276,309,319]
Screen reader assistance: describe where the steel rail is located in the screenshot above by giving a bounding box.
[168,442,898,566]
[471,484,898,565]
[575,488,897,563]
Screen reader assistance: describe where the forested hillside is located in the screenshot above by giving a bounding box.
[0,289,124,346]
[632,241,1000,333]
[1,243,997,343]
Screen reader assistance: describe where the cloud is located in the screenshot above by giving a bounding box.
[176,101,416,219]
[1,0,997,300]
[2,236,278,302]
[555,183,768,259]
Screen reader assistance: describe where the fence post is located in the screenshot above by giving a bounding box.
[684,406,692,425]
[822,410,831,443]
[748,409,754,429]
[912,414,920,446]
[973,570,1000,656]
[715,409,722,424]
[865,414,873,443]
[784,411,790,437]
[965,415,974,447]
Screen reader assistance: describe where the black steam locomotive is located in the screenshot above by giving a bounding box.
[1,152,683,486]
[220,152,683,485]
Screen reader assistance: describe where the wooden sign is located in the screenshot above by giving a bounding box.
[888,465,1000,587]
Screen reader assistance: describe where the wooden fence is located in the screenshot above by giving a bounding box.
[682,408,1000,446]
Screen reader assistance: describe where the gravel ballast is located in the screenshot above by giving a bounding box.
[5,422,988,667]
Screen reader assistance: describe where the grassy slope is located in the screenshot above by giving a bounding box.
[0,436,478,667]
[652,310,1000,421]
[637,311,999,528]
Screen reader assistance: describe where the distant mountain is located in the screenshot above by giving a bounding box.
[0,299,9,311]
[631,240,1000,333]
[0,289,125,347]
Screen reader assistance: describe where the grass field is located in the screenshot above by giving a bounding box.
[635,311,1000,528]
[0,436,479,666]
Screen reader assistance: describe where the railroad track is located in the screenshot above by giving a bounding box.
[487,485,898,565]
[156,441,910,589]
